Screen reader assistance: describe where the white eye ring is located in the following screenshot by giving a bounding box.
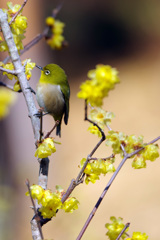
[45,70,50,75]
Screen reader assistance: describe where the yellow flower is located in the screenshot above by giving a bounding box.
[126,232,148,240]
[132,155,146,169]
[13,81,21,92]
[78,64,119,106]
[13,33,25,51]
[39,190,62,218]
[25,184,79,218]
[0,40,8,52]
[39,206,57,218]
[0,87,17,119]
[89,107,115,128]
[45,16,55,26]
[62,197,79,213]
[85,173,99,184]
[45,18,65,50]
[80,157,115,184]
[47,34,64,49]
[88,124,102,137]
[53,20,65,35]
[12,15,27,35]
[7,2,21,14]
[25,184,44,203]
[23,59,36,80]
[77,80,104,106]
[35,138,56,158]
[105,216,127,240]
[2,63,15,80]
[40,190,62,211]
[1,2,27,53]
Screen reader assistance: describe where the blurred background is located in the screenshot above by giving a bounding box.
[1,0,160,239]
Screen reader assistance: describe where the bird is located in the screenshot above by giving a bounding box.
[36,63,70,137]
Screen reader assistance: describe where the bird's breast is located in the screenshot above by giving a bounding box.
[36,83,65,118]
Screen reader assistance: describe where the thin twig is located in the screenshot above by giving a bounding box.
[9,0,28,25]
[61,179,77,203]
[0,81,19,91]
[58,101,107,205]
[44,120,60,139]
[116,222,130,240]
[89,154,115,161]
[76,134,160,240]
[2,0,64,64]
[0,66,20,75]
[76,101,106,184]
[25,179,44,240]
[107,124,127,156]
[21,30,48,55]
[3,30,48,64]
[52,0,65,18]
[0,0,28,32]
[76,154,128,240]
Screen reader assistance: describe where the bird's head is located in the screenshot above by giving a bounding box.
[36,63,67,85]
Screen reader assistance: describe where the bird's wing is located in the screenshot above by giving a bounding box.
[61,87,70,125]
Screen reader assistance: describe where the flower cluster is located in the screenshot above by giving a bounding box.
[106,131,159,169]
[77,64,119,106]
[0,2,27,52]
[105,217,148,240]
[1,59,35,92]
[105,216,127,240]
[126,232,148,240]
[26,185,79,218]
[0,87,17,119]
[88,107,115,137]
[132,144,159,169]
[23,59,36,80]
[80,157,115,184]
[35,138,56,158]
[45,16,65,49]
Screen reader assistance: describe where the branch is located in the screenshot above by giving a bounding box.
[61,100,106,203]
[76,100,106,184]
[76,155,128,240]
[2,0,64,64]
[0,0,28,32]
[0,9,40,143]
[76,134,160,240]
[9,0,28,26]
[0,9,43,240]
[0,81,21,91]
[3,29,48,64]
[89,154,115,161]
[25,179,44,240]
[116,222,130,240]
[0,66,22,75]
[107,124,127,156]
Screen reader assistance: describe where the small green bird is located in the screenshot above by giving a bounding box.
[36,64,70,137]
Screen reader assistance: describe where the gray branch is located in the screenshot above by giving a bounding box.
[0,9,42,240]
[0,10,40,143]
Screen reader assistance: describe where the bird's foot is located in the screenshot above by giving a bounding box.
[34,109,44,118]
[26,87,36,94]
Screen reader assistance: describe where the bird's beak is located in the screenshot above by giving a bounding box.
[36,65,43,71]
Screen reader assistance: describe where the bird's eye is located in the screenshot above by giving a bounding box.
[45,70,50,75]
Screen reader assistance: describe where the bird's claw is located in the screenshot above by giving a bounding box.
[34,108,45,118]
[34,112,43,118]
[26,87,36,94]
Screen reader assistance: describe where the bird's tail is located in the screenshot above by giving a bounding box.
[56,122,61,137]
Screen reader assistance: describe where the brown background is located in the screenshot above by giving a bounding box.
[1,0,160,239]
